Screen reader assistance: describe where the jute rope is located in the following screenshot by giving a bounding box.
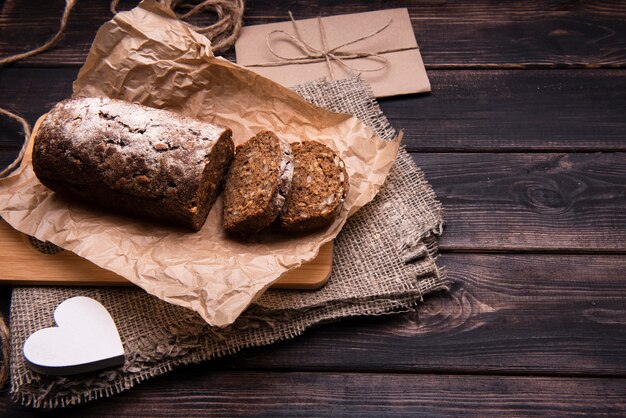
[111,0,244,53]
[0,0,243,67]
[0,109,27,387]
[0,0,75,164]
[0,0,78,67]
[0,312,9,389]
[0,108,32,178]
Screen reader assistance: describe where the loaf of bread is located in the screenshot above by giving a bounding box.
[32,97,234,231]
[222,131,293,235]
[280,141,349,232]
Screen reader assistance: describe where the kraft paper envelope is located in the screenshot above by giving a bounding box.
[235,8,430,98]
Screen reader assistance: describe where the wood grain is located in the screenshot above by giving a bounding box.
[0,68,75,137]
[1,372,625,416]
[3,150,625,252]
[0,219,333,289]
[2,1,626,415]
[2,0,626,67]
[2,68,626,152]
[413,152,626,252]
[206,253,626,376]
[381,70,626,151]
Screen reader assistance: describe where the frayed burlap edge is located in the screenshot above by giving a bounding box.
[9,76,446,408]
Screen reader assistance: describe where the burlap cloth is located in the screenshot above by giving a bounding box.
[8,76,446,408]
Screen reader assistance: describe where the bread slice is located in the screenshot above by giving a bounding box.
[223,131,293,235]
[280,141,349,232]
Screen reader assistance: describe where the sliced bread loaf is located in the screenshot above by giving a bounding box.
[280,141,349,232]
[223,131,293,235]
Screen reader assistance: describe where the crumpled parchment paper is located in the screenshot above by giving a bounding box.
[0,0,400,326]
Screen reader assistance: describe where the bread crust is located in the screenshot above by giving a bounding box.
[222,131,293,235]
[32,97,234,231]
[280,141,349,232]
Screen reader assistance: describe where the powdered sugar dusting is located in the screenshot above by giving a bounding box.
[40,97,229,198]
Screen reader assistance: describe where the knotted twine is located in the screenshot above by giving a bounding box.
[0,109,31,178]
[0,0,242,68]
[266,12,391,80]
[110,0,244,53]
[256,11,413,80]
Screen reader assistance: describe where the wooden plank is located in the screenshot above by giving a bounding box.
[0,68,75,137]
[2,1,625,416]
[0,150,20,172]
[0,219,333,289]
[2,69,626,152]
[247,0,626,68]
[381,70,626,152]
[1,372,625,416]
[207,254,626,376]
[414,152,626,252]
[1,0,626,67]
[4,151,626,252]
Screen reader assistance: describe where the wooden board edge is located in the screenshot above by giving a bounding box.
[0,219,333,290]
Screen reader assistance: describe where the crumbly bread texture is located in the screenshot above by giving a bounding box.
[280,141,349,232]
[223,131,293,235]
[32,97,234,231]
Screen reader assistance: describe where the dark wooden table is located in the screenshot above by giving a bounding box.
[1,0,626,415]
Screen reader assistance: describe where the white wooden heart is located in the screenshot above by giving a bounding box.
[23,296,125,376]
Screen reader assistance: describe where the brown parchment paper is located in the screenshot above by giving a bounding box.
[0,0,400,327]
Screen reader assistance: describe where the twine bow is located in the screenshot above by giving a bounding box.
[263,12,394,80]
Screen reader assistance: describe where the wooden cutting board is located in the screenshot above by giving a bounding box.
[0,114,332,290]
[0,218,332,289]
